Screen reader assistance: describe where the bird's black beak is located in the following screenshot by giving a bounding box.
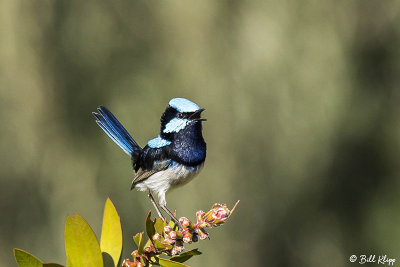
[191,108,207,121]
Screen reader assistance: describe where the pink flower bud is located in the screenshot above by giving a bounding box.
[214,207,229,220]
[171,239,184,255]
[122,259,140,267]
[183,232,192,243]
[170,248,177,255]
[164,225,172,234]
[152,233,161,241]
[175,244,184,253]
[181,229,189,235]
[169,231,177,240]
[196,228,209,240]
[171,247,179,256]
[196,210,205,222]
[195,203,233,227]
[179,217,191,229]
[207,206,230,226]
[131,250,139,258]
[122,259,133,267]
[199,232,208,240]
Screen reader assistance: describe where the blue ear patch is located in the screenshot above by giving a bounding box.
[147,135,172,148]
[163,118,189,133]
[169,98,200,112]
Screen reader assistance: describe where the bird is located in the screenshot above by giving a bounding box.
[92,98,207,227]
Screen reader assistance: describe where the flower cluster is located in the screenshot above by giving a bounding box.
[122,201,239,267]
[196,202,235,227]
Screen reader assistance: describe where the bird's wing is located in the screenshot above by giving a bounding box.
[131,147,172,189]
[131,169,158,188]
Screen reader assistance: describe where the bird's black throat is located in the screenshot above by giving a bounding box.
[167,122,206,166]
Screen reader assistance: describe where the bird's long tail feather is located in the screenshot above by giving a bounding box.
[93,106,142,159]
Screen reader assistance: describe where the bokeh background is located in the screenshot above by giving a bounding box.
[1,1,400,266]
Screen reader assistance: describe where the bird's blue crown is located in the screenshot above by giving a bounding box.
[168,98,200,113]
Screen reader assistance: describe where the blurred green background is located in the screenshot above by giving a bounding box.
[1,1,400,266]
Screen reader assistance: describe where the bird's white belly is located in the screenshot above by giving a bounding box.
[135,162,204,205]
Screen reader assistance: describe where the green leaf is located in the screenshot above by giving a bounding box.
[65,213,103,267]
[102,252,115,267]
[14,248,42,267]
[170,249,202,263]
[158,258,190,267]
[66,256,72,267]
[153,240,172,251]
[145,212,155,240]
[154,218,165,235]
[43,264,64,267]
[168,220,179,230]
[144,239,152,250]
[133,232,145,255]
[100,198,122,267]
[140,256,147,266]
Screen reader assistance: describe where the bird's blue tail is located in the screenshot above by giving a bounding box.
[93,106,142,159]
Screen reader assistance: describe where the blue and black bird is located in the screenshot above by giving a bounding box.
[92,98,206,226]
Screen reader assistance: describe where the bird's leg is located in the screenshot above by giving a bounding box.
[160,204,183,230]
[148,191,164,220]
